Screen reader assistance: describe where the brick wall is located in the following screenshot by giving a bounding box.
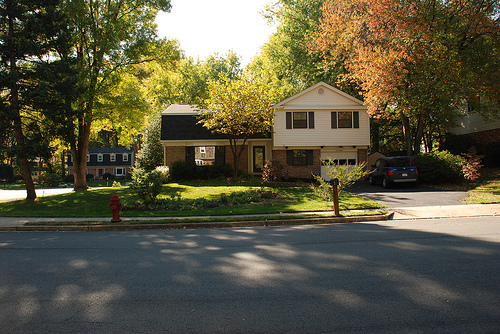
[272,149,321,179]
[165,146,185,166]
[469,128,500,146]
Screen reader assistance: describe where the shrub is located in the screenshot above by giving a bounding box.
[169,161,196,181]
[64,174,74,183]
[483,141,500,167]
[38,172,61,187]
[462,147,483,181]
[103,172,114,180]
[414,150,464,183]
[311,160,371,206]
[131,168,163,203]
[0,164,15,183]
[112,180,122,187]
[154,165,170,183]
[86,173,94,181]
[262,160,286,182]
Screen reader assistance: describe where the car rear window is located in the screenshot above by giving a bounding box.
[388,158,414,167]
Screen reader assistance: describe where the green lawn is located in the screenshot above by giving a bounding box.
[0,181,384,218]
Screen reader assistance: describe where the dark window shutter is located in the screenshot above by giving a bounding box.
[215,146,225,165]
[308,112,315,129]
[331,112,337,129]
[306,150,314,165]
[353,111,359,128]
[185,146,195,164]
[286,150,293,165]
[286,112,292,129]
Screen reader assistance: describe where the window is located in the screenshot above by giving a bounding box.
[123,154,128,162]
[199,146,206,154]
[87,154,90,162]
[331,111,360,129]
[110,154,116,162]
[286,112,315,129]
[286,150,314,166]
[115,168,125,176]
[98,154,103,162]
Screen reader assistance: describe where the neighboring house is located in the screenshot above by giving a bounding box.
[160,82,370,180]
[67,147,135,179]
[449,112,500,147]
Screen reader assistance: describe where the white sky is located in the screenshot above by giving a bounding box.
[155,0,276,66]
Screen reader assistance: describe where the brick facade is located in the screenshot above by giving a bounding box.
[272,149,321,179]
[226,145,249,173]
[165,146,185,166]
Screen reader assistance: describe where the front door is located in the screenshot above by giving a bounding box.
[253,146,265,173]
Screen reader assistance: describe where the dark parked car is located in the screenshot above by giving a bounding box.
[369,156,418,188]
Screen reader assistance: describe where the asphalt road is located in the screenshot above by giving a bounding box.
[1,216,499,333]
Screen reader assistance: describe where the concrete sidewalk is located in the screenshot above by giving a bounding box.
[0,204,498,231]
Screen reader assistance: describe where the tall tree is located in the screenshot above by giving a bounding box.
[63,0,174,191]
[249,0,360,101]
[198,73,276,177]
[311,0,500,154]
[0,0,72,201]
[135,111,163,170]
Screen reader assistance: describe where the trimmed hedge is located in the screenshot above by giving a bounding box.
[414,151,464,183]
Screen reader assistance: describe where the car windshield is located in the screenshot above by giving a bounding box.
[388,158,414,167]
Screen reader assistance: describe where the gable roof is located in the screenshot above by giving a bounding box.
[273,82,367,110]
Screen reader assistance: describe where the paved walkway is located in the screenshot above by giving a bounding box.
[0,204,499,230]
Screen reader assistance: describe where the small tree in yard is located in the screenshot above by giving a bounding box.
[131,168,163,204]
[197,73,276,177]
[312,160,371,203]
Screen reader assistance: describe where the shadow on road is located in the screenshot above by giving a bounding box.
[1,221,499,333]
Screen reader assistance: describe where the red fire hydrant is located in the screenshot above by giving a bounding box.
[109,193,122,223]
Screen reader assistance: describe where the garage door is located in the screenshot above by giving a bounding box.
[320,151,357,181]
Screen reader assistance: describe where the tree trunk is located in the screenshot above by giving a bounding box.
[413,113,425,155]
[9,12,36,201]
[72,115,92,191]
[400,111,412,156]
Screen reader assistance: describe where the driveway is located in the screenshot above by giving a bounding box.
[347,182,469,208]
[0,187,74,202]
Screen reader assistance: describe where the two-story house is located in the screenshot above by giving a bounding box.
[67,147,135,179]
[160,82,370,180]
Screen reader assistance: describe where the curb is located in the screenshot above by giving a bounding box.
[0,212,394,232]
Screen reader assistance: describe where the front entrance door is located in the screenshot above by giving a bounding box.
[253,146,265,173]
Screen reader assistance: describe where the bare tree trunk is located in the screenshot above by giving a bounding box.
[72,117,91,191]
[400,111,412,156]
[413,113,425,155]
[9,12,36,201]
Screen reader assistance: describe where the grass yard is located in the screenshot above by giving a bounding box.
[0,181,384,218]
[434,168,500,204]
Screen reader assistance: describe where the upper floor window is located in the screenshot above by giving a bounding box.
[286,112,315,129]
[97,154,103,162]
[123,153,128,162]
[87,154,90,162]
[331,111,360,129]
[110,153,116,162]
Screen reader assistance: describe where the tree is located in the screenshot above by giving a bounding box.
[198,73,276,177]
[311,0,500,155]
[62,0,174,191]
[249,0,361,101]
[135,111,163,170]
[0,0,73,201]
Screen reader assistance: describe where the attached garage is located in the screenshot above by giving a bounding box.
[320,150,358,181]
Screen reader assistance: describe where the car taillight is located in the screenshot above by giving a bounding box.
[388,170,394,176]
[416,170,418,175]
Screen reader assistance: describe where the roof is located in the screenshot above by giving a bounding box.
[161,114,228,141]
[273,81,367,110]
[162,104,200,115]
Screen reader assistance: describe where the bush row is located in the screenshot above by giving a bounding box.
[122,189,277,212]
[169,161,233,181]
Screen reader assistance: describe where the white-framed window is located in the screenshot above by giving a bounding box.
[331,111,360,129]
[87,154,90,162]
[115,168,125,176]
[286,111,315,129]
[98,154,103,162]
[123,153,128,162]
[110,153,116,162]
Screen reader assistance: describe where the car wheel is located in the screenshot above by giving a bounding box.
[382,176,390,188]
